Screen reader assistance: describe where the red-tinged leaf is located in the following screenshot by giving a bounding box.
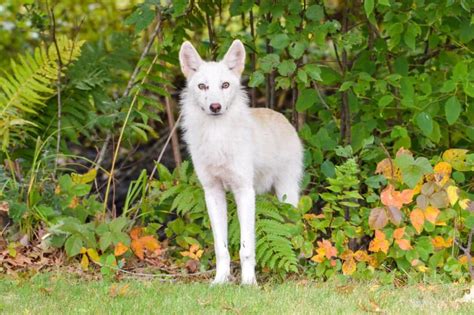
[114,242,129,256]
[387,205,403,225]
[368,207,388,229]
[396,147,413,157]
[340,250,354,261]
[342,257,357,275]
[423,206,440,224]
[395,239,412,250]
[393,227,405,240]
[380,185,414,209]
[410,208,424,234]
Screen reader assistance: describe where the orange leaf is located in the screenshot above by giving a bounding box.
[139,235,160,252]
[431,236,453,249]
[69,196,79,209]
[342,258,357,275]
[380,185,414,209]
[410,208,424,234]
[130,227,142,240]
[395,239,412,250]
[393,227,405,240]
[114,242,129,256]
[423,206,440,224]
[369,230,390,254]
[318,239,338,259]
[131,239,144,260]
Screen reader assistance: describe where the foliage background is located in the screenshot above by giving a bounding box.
[0,0,473,281]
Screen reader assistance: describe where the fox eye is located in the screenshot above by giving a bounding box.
[222,82,230,89]
[198,83,207,90]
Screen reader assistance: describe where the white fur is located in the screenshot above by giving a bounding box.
[179,40,303,285]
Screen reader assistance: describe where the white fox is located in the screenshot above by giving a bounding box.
[179,40,303,285]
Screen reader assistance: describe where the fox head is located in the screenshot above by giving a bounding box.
[179,40,246,116]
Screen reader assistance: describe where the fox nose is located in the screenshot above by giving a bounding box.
[209,103,222,113]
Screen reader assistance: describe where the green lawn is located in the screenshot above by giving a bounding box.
[1,273,474,314]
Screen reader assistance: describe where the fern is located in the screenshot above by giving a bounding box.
[0,36,84,151]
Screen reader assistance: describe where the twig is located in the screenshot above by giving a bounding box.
[379,142,395,180]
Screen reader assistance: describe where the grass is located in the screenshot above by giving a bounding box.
[1,272,474,314]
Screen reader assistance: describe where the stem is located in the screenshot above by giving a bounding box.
[102,13,162,213]
[95,16,164,172]
[47,2,63,176]
[249,9,256,108]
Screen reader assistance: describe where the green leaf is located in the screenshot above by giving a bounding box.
[415,112,433,136]
[304,64,322,81]
[440,80,456,93]
[305,5,324,21]
[364,0,374,17]
[65,234,83,257]
[378,95,394,108]
[259,54,280,73]
[296,69,308,84]
[453,61,468,82]
[249,71,265,87]
[289,42,306,59]
[277,60,296,76]
[395,154,433,188]
[295,88,317,112]
[270,34,290,50]
[378,0,390,6]
[445,96,462,125]
[100,232,113,252]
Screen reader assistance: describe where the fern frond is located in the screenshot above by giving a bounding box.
[0,36,84,151]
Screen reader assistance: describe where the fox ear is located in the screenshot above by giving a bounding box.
[179,41,203,79]
[222,40,246,76]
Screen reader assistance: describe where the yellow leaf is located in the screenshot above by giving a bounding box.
[423,206,440,224]
[303,214,318,220]
[71,169,97,184]
[342,258,357,275]
[417,265,428,273]
[410,208,424,234]
[80,247,87,254]
[459,199,472,210]
[114,242,129,256]
[375,158,401,181]
[446,186,459,206]
[87,248,101,263]
[442,149,470,171]
[80,254,89,270]
[353,250,370,262]
[433,162,452,186]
